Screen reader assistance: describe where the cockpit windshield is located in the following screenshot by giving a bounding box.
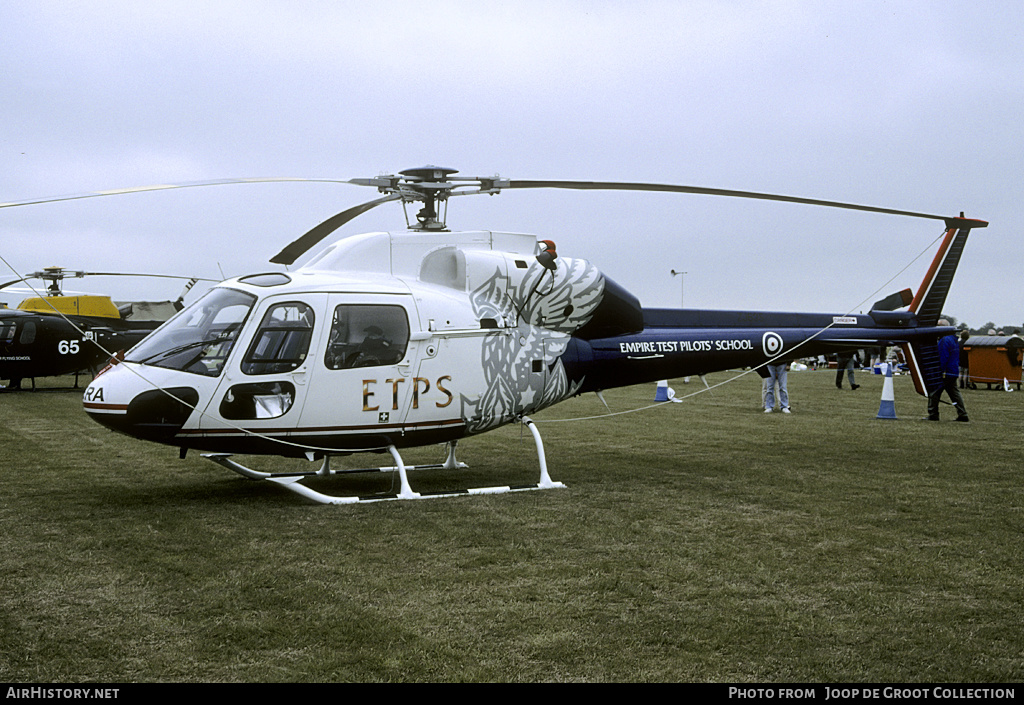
[126,288,256,377]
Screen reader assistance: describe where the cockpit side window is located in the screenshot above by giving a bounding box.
[241,302,315,375]
[0,322,17,344]
[324,304,409,370]
[18,321,36,345]
[126,287,256,377]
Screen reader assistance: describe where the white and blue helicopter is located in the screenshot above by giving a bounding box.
[3,167,987,503]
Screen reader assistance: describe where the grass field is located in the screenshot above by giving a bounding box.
[1,368,1022,682]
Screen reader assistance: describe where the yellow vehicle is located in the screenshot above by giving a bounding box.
[1,267,209,389]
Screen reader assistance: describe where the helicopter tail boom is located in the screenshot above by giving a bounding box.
[572,218,986,396]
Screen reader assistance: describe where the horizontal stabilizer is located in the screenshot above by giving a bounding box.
[872,288,914,311]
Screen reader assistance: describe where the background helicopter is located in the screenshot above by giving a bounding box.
[5,168,986,503]
[0,266,212,390]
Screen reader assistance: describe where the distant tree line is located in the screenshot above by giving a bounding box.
[944,315,1023,336]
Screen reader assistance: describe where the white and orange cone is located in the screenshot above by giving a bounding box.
[876,363,897,420]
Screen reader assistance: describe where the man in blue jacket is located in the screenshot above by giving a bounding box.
[927,320,969,422]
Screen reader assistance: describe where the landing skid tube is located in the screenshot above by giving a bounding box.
[200,417,566,504]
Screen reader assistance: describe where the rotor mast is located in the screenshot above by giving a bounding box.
[399,166,457,231]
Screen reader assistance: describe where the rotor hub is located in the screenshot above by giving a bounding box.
[398,165,459,182]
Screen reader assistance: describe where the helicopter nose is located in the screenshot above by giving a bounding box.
[84,367,199,442]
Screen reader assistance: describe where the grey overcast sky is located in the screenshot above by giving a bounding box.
[2,1,1022,329]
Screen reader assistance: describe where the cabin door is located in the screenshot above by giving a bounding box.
[200,294,326,438]
[296,295,420,447]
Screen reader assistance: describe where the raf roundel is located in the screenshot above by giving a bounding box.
[762,332,784,358]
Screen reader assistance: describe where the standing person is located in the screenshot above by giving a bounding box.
[958,330,971,389]
[764,361,791,414]
[927,321,969,422]
[835,351,860,390]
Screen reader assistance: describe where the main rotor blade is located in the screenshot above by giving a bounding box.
[0,177,354,210]
[269,194,402,265]
[80,271,219,282]
[506,180,953,223]
[0,272,217,291]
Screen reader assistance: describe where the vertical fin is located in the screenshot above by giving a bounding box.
[903,217,986,396]
[909,226,967,326]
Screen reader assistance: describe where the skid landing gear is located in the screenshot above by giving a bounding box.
[201,417,565,504]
